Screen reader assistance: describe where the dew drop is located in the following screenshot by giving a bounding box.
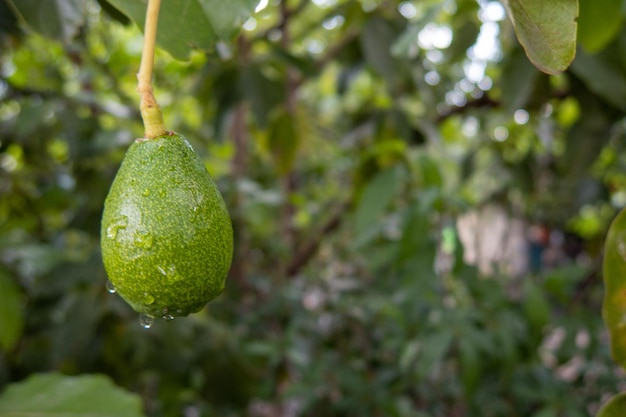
[163,313,175,321]
[142,188,151,197]
[139,314,154,329]
[143,292,155,305]
[176,309,183,315]
[157,265,167,275]
[106,280,117,294]
[619,239,626,261]
[167,265,181,281]
[106,216,128,239]
[134,230,154,249]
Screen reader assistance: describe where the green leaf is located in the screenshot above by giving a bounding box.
[571,47,626,111]
[577,0,623,53]
[415,331,453,377]
[7,0,85,43]
[106,0,258,60]
[0,373,145,417]
[0,270,24,352]
[596,392,626,417]
[501,0,577,74]
[266,109,299,175]
[354,168,398,244]
[522,279,550,333]
[500,47,540,114]
[459,342,481,399]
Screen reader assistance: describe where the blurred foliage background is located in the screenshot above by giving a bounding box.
[1,0,626,416]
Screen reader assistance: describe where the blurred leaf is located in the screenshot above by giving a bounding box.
[596,392,626,417]
[106,0,258,60]
[0,373,145,417]
[500,47,540,113]
[501,0,577,74]
[577,0,623,53]
[0,270,24,352]
[416,331,453,377]
[571,48,626,111]
[266,109,299,175]
[459,341,481,399]
[239,64,285,128]
[7,0,85,43]
[522,279,549,334]
[360,15,400,85]
[354,168,398,245]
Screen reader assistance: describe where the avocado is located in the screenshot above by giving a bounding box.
[101,132,233,319]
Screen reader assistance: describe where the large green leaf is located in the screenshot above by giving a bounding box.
[577,0,622,53]
[501,0,578,74]
[106,0,259,60]
[0,270,24,352]
[6,0,85,43]
[0,373,145,417]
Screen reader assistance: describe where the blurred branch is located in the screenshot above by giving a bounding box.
[279,0,298,248]
[286,202,349,277]
[435,94,500,123]
[253,0,309,42]
[229,35,252,290]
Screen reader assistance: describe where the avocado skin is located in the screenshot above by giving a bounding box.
[101,133,233,317]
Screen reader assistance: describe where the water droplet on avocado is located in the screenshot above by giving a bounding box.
[143,292,155,305]
[106,280,117,293]
[139,313,154,329]
[134,230,154,249]
[157,265,167,275]
[106,216,128,239]
[163,313,174,321]
[142,188,151,196]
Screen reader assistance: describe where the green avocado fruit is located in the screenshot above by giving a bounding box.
[603,207,626,367]
[101,132,233,319]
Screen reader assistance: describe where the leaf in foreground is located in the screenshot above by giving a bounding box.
[0,373,145,417]
[501,0,577,75]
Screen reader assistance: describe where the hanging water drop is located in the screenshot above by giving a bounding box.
[134,230,154,249]
[163,313,174,321]
[143,292,155,305]
[106,280,117,294]
[106,215,128,239]
[139,314,154,329]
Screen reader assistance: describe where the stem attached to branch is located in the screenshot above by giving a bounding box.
[137,0,166,139]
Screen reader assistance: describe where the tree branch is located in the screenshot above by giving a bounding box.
[286,202,349,277]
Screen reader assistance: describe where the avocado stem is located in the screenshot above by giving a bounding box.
[137,0,167,139]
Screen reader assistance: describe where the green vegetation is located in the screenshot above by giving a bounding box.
[0,0,626,416]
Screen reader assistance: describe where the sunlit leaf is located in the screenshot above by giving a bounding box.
[501,0,577,74]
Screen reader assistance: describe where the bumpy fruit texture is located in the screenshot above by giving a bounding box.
[101,133,233,318]
[603,207,626,369]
